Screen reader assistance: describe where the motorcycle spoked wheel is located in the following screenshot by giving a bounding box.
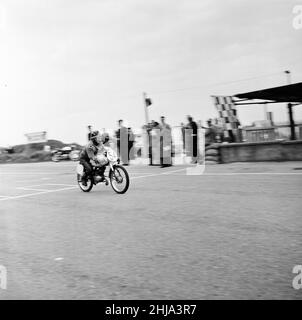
[77,173,93,192]
[109,165,130,194]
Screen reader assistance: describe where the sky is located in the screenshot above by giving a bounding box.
[0,0,302,146]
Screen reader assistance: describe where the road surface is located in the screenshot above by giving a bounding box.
[0,161,301,299]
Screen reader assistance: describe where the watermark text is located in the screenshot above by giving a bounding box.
[292,265,302,290]
[0,265,7,290]
[293,5,302,29]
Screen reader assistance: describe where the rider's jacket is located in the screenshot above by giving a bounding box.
[79,141,99,162]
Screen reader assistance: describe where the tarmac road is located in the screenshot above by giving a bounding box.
[0,161,301,299]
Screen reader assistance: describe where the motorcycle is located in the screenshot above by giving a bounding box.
[76,146,130,194]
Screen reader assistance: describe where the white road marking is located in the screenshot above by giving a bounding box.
[129,172,160,174]
[165,172,302,176]
[131,174,160,179]
[0,186,77,201]
[203,172,302,175]
[17,187,53,192]
[16,183,76,189]
[0,172,70,175]
[54,257,64,261]
[131,168,302,178]
[46,183,79,187]
[132,170,302,179]
[16,178,53,183]
[132,168,186,179]
[17,183,52,188]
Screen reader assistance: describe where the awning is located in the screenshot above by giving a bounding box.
[235,82,302,103]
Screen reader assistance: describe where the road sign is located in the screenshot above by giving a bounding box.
[25,131,47,144]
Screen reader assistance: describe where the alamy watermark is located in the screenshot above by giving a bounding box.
[293,5,302,29]
[0,5,6,31]
[111,127,206,175]
[0,265,7,290]
[292,265,302,290]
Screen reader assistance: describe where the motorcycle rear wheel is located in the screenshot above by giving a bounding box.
[77,174,93,192]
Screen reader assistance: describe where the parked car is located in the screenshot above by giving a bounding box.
[51,146,80,162]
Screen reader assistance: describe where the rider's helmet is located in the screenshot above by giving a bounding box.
[90,130,100,143]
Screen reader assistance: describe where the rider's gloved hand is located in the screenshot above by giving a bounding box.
[90,157,99,166]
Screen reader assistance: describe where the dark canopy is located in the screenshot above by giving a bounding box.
[235,82,302,103]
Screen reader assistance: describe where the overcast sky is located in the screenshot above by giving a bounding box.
[0,0,302,146]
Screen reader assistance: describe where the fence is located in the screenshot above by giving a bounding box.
[242,125,302,142]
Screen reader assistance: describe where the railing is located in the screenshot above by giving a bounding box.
[242,125,302,142]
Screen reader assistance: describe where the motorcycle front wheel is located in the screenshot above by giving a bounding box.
[109,165,129,194]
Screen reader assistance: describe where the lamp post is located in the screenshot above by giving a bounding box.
[284,70,296,140]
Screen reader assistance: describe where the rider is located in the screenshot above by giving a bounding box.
[79,130,106,185]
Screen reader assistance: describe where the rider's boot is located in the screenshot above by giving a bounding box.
[81,172,88,186]
[81,176,87,186]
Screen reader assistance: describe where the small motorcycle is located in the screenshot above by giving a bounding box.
[76,146,130,194]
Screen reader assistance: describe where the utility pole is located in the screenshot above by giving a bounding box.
[143,92,152,165]
[263,102,268,120]
[284,70,296,140]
